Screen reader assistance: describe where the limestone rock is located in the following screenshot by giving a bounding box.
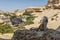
[9,9,25,16]
[46,0,60,9]
[25,7,46,13]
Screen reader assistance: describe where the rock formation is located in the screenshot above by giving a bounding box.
[11,16,48,40]
[11,16,60,40]
[25,7,46,13]
[1,0,60,39]
[10,16,23,27]
[30,16,48,31]
[38,16,48,31]
[46,0,60,9]
[9,9,25,16]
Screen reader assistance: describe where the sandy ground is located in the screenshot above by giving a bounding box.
[0,33,13,40]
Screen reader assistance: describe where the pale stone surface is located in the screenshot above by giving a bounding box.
[1,0,60,40]
[26,6,46,13]
[46,0,60,9]
[24,9,60,30]
[0,33,13,39]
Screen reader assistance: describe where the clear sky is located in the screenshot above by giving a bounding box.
[0,0,48,11]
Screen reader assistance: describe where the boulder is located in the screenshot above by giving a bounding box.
[10,16,23,27]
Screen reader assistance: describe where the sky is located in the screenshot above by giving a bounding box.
[0,0,48,11]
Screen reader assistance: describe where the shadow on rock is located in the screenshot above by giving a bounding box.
[11,16,60,40]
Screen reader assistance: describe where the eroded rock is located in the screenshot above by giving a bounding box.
[11,16,60,40]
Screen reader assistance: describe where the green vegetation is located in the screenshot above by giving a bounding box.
[20,11,35,25]
[0,11,35,34]
[25,16,34,25]
[0,24,14,34]
[18,23,26,30]
[16,11,35,30]
[23,11,32,16]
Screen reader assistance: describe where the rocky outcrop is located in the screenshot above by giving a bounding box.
[9,9,25,16]
[11,16,60,40]
[0,0,60,40]
[46,0,60,9]
[10,16,23,27]
[0,14,11,25]
[11,30,45,40]
[12,27,46,40]
[25,7,46,13]
[11,29,60,40]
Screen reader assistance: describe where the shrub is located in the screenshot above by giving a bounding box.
[22,11,35,25]
[15,22,26,30]
[23,11,32,16]
[0,24,14,34]
[16,11,35,30]
[51,18,54,21]
[25,16,34,25]
[4,13,11,16]
[25,20,34,25]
